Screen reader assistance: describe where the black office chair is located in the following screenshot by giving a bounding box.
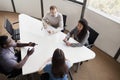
[61,14,67,32]
[87,26,99,48]
[40,73,49,80]
[4,18,20,42]
[0,65,21,78]
[74,27,99,72]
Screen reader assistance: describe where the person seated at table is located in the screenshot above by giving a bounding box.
[0,35,36,76]
[42,5,63,34]
[63,18,89,47]
[38,48,71,80]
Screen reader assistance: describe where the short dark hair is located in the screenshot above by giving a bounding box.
[0,35,8,48]
[50,5,57,10]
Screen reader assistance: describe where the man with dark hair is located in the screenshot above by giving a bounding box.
[42,5,63,34]
[0,35,36,76]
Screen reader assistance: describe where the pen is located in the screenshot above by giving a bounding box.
[41,27,44,30]
[33,44,38,48]
[35,44,38,45]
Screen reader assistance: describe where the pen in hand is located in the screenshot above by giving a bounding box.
[35,44,38,45]
[29,42,38,47]
[34,44,38,47]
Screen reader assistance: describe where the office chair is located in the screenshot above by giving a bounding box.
[87,26,99,48]
[74,27,99,72]
[4,18,20,42]
[40,73,49,80]
[0,65,21,78]
[61,14,67,32]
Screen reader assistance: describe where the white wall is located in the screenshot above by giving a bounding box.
[0,0,82,30]
[0,0,13,12]
[85,8,120,57]
[43,0,82,30]
[14,0,41,18]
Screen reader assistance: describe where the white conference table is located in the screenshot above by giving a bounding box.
[19,14,96,75]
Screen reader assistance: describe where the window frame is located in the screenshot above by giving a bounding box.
[68,0,87,19]
[68,0,84,5]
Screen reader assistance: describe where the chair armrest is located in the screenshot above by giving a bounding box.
[12,21,19,25]
[87,44,94,48]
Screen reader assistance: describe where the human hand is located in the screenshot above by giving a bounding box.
[63,38,71,46]
[43,22,48,29]
[48,30,54,34]
[48,30,51,34]
[27,48,34,56]
[28,42,37,47]
[45,19,49,24]
[63,38,67,43]
[65,41,71,46]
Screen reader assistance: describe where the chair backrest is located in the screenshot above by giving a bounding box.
[4,19,14,35]
[40,73,50,80]
[0,65,4,73]
[0,65,9,75]
[63,14,67,27]
[62,14,67,32]
[88,26,99,45]
[0,64,22,78]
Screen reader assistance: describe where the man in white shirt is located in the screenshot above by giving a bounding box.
[42,5,63,34]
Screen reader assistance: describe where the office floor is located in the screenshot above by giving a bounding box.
[0,11,120,80]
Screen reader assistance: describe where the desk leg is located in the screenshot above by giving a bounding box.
[74,62,83,72]
[31,74,34,80]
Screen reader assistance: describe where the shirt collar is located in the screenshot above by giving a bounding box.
[50,12,58,17]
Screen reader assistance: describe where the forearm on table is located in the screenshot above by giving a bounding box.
[70,43,83,47]
[42,15,49,24]
[16,43,29,47]
[65,33,71,40]
[42,18,47,24]
[65,28,76,40]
